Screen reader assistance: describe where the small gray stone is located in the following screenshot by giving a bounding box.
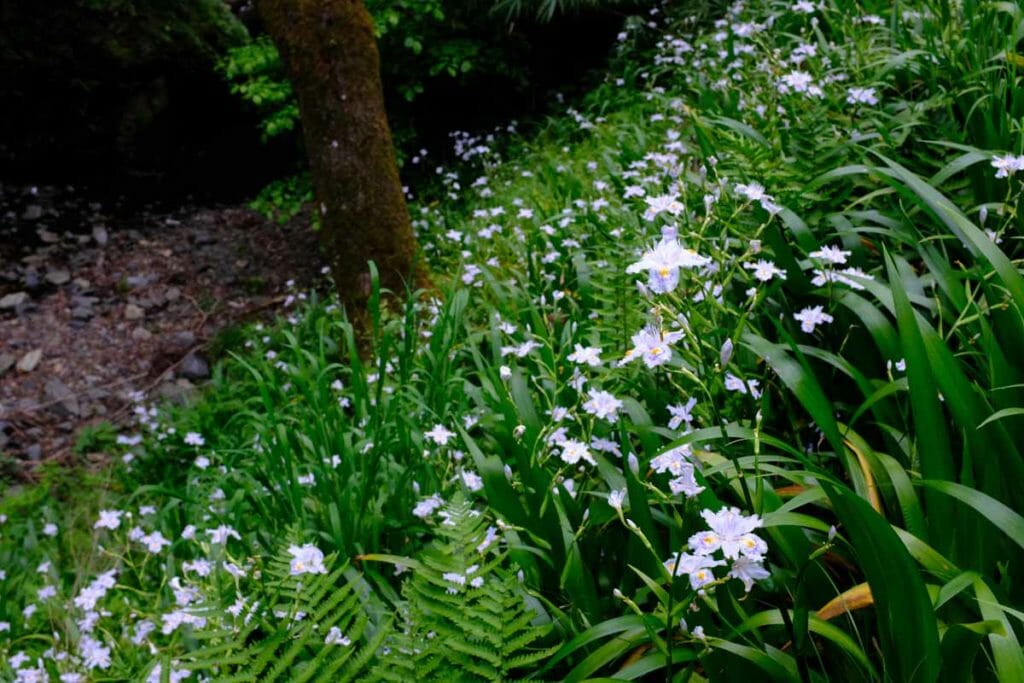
[71,306,94,321]
[125,274,153,289]
[0,291,28,309]
[38,229,59,243]
[131,326,153,341]
[0,353,15,376]
[166,330,197,352]
[25,443,43,461]
[165,286,181,302]
[155,378,195,404]
[44,377,79,417]
[86,386,110,401]
[44,377,72,398]
[92,225,109,246]
[124,303,144,321]
[23,269,40,290]
[192,230,216,246]
[16,348,42,372]
[22,204,43,220]
[72,278,91,291]
[178,352,210,380]
[45,268,71,286]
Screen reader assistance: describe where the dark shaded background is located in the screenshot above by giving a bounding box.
[1,0,628,206]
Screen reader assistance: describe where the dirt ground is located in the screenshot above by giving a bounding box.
[0,183,322,476]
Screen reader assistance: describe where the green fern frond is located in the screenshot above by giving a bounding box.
[391,496,562,681]
[181,503,560,681]
[182,535,390,683]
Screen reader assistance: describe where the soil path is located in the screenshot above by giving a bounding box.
[0,184,321,475]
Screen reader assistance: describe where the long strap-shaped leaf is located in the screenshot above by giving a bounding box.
[823,481,941,683]
[872,152,1024,316]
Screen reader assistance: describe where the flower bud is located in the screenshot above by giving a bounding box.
[720,338,734,367]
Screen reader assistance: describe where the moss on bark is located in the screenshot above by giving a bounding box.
[255,0,425,317]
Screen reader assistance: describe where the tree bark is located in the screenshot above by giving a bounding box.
[255,0,422,314]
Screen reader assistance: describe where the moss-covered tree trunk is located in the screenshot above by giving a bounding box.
[255,0,420,312]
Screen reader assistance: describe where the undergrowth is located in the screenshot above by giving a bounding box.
[3,0,1024,680]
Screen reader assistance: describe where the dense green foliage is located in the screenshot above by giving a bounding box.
[221,0,637,149]
[3,0,1024,680]
[220,0,516,143]
[175,498,555,681]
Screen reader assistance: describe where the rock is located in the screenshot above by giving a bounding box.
[192,230,216,246]
[131,326,153,341]
[0,353,15,376]
[138,293,163,309]
[155,378,195,404]
[0,291,28,309]
[72,277,91,291]
[124,303,144,320]
[38,228,60,243]
[145,289,167,308]
[22,204,43,220]
[23,269,40,291]
[156,331,198,368]
[25,443,43,461]
[16,348,42,372]
[44,377,79,417]
[45,268,71,285]
[125,274,153,289]
[92,224,108,246]
[86,386,110,401]
[165,329,197,351]
[71,306,94,321]
[165,286,181,302]
[178,352,209,380]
